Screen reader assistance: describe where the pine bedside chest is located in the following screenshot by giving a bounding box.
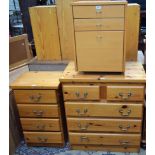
[72,0,127,72]
[60,61,146,153]
[10,71,65,146]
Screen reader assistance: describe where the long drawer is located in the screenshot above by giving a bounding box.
[24,132,63,144]
[107,85,144,101]
[65,102,143,118]
[18,104,59,118]
[69,133,141,146]
[67,118,141,133]
[14,90,57,103]
[73,5,125,18]
[74,18,124,31]
[63,85,100,101]
[21,118,61,131]
[71,145,139,152]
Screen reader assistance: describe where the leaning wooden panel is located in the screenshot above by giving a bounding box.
[126,4,140,61]
[56,0,76,60]
[29,6,61,61]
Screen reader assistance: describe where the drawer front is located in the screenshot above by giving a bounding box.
[67,118,142,133]
[75,31,124,72]
[63,85,100,101]
[18,104,59,118]
[24,132,62,144]
[65,102,143,118]
[74,18,124,31]
[71,145,139,152]
[14,90,57,104]
[107,86,144,101]
[21,118,60,131]
[69,133,141,146]
[73,5,125,18]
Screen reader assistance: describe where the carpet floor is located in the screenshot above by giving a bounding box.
[14,141,146,155]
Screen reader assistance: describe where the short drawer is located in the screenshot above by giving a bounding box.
[24,132,63,144]
[73,5,124,18]
[69,133,141,146]
[14,90,57,104]
[17,104,59,118]
[67,118,142,133]
[65,102,143,118]
[107,86,145,101]
[63,85,100,101]
[21,118,61,131]
[74,18,124,31]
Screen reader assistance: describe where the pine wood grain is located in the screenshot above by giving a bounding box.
[29,6,61,61]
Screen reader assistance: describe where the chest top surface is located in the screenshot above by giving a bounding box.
[72,0,127,6]
[60,61,146,83]
[10,71,63,89]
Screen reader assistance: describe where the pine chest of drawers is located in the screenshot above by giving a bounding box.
[60,61,146,152]
[72,0,127,72]
[10,72,65,146]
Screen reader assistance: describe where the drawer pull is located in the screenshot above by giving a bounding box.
[80,136,89,142]
[33,110,44,117]
[37,137,48,143]
[78,123,89,131]
[119,125,130,131]
[36,124,46,130]
[96,24,102,27]
[96,35,103,39]
[75,92,88,99]
[29,94,42,102]
[119,140,130,148]
[119,108,131,117]
[118,92,132,100]
[76,108,88,116]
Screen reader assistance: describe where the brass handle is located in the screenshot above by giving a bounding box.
[36,124,46,130]
[75,92,88,99]
[96,35,103,39]
[29,94,42,102]
[119,125,130,131]
[119,109,131,116]
[37,137,48,143]
[76,108,88,116]
[80,136,89,142]
[33,110,44,117]
[78,123,89,131]
[96,24,102,27]
[118,92,132,100]
[119,140,130,148]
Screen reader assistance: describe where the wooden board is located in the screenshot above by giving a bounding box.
[9,34,32,70]
[56,0,76,60]
[126,4,140,61]
[29,6,61,61]
[10,71,62,89]
[60,61,146,83]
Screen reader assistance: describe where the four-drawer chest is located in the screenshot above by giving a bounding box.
[10,72,65,146]
[72,0,127,72]
[60,61,146,152]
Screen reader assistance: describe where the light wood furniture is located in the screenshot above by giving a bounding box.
[126,4,140,61]
[60,61,146,152]
[29,6,61,61]
[10,72,65,146]
[71,1,127,72]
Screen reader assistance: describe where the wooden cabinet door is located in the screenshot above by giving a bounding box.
[75,31,124,72]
